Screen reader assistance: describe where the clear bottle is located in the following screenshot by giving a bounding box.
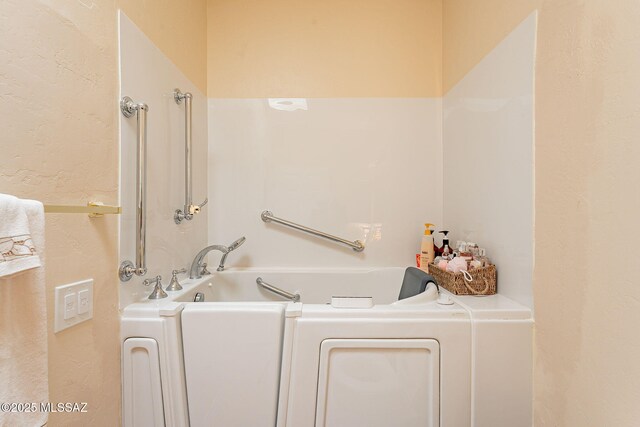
[465,242,476,256]
[474,248,491,267]
[458,241,472,260]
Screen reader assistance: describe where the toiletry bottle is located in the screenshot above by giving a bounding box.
[439,230,450,257]
[420,223,435,273]
[475,248,491,267]
[442,243,451,259]
[434,241,443,257]
[434,232,443,256]
[468,242,479,257]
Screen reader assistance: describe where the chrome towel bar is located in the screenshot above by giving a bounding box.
[256,277,300,302]
[260,210,365,252]
[119,96,148,281]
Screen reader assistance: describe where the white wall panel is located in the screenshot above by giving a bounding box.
[443,13,537,307]
[119,12,208,307]
[208,98,442,268]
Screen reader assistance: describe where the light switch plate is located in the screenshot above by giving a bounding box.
[54,279,93,333]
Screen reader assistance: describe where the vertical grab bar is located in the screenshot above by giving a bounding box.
[119,96,148,281]
[174,89,207,224]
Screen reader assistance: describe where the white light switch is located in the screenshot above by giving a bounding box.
[63,293,77,319]
[78,289,90,314]
[54,279,94,333]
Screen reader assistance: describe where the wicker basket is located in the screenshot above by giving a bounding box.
[428,263,497,296]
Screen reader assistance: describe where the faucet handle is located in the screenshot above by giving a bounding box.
[200,263,211,276]
[175,198,208,224]
[143,275,168,299]
[189,198,208,215]
[166,268,187,291]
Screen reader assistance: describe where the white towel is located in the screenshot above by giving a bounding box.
[0,198,48,427]
[0,194,42,277]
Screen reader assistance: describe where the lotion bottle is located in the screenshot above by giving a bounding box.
[420,223,435,272]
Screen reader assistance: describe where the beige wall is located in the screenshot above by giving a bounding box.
[207,0,442,98]
[0,1,206,425]
[443,0,539,93]
[120,0,208,93]
[444,0,640,425]
[534,0,640,425]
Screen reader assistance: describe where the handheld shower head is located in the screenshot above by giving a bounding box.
[217,236,246,272]
[228,236,246,252]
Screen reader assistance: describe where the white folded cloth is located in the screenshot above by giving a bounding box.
[0,195,48,426]
[0,194,42,277]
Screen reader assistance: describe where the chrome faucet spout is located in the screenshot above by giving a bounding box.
[190,237,246,278]
[189,245,227,279]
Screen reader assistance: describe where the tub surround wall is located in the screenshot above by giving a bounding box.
[205,2,536,305]
[443,13,536,308]
[207,98,442,268]
[119,13,208,308]
[207,17,536,305]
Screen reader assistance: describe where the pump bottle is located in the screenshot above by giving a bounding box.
[420,223,435,272]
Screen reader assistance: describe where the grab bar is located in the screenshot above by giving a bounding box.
[257,277,300,302]
[119,96,149,281]
[261,210,365,252]
[174,88,207,224]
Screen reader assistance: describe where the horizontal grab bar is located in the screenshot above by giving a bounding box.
[256,277,300,302]
[260,210,365,252]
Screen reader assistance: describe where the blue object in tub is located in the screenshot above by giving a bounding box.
[398,267,439,300]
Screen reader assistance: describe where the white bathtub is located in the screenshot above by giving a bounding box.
[121,267,533,427]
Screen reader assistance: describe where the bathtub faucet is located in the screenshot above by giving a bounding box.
[189,237,246,279]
